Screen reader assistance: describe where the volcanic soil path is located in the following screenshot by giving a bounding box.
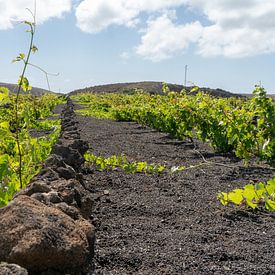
[74,105,275,274]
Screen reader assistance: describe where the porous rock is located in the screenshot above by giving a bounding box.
[51,144,85,170]
[14,180,51,198]
[55,202,81,220]
[30,191,62,204]
[0,195,95,273]
[35,167,60,181]
[50,179,93,213]
[0,263,28,275]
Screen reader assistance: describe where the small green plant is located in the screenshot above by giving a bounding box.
[84,152,185,174]
[85,153,126,171]
[122,161,166,174]
[12,16,37,188]
[11,7,59,187]
[218,178,275,211]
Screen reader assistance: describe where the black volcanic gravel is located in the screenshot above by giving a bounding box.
[74,107,275,275]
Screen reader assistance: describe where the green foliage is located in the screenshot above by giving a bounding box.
[31,45,38,53]
[12,53,26,63]
[18,75,32,92]
[84,152,184,174]
[0,91,62,207]
[73,85,275,166]
[12,16,37,189]
[0,12,65,207]
[218,178,275,211]
[0,87,10,103]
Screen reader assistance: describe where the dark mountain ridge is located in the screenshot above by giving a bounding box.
[0,82,55,96]
[69,81,243,98]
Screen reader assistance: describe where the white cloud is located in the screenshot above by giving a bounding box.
[0,0,71,30]
[3,0,274,59]
[75,0,275,59]
[136,0,275,59]
[187,0,275,57]
[75,0,138,33]
[136,13,202,61]
[75,0,186,33]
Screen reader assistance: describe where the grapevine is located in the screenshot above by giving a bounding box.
[0,8,64,207]
[218,178,275,211]
[73,85,275,166]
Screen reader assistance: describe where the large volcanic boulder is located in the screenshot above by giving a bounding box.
[0,195,94,274]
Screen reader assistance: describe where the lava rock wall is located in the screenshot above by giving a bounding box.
[0,98,95,275]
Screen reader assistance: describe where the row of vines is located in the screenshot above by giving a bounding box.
[0,87,64,207]
[73,86,275,211]
[73,86,275,166]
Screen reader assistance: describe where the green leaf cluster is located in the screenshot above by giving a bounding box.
[84,152,184,174]
[18,76,32,92]
[0,87,10,105]
[218,178,275,211]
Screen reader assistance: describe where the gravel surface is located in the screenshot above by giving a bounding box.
[74,108,275,275]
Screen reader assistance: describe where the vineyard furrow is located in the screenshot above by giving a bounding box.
[75,109,274,274]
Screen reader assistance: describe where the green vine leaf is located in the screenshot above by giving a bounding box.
[31,45,38,53]
[218,178,275,211]
[227,189,244,205]
[265,199,275,211]
[12,53,26,63]
[18,76,32,92]
[0,87,9,103]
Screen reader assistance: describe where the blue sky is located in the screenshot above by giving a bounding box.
[1,0,275,94]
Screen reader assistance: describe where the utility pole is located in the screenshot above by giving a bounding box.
[184,65,188,87]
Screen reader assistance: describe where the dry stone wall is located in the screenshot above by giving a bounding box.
[0,98,95,275]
